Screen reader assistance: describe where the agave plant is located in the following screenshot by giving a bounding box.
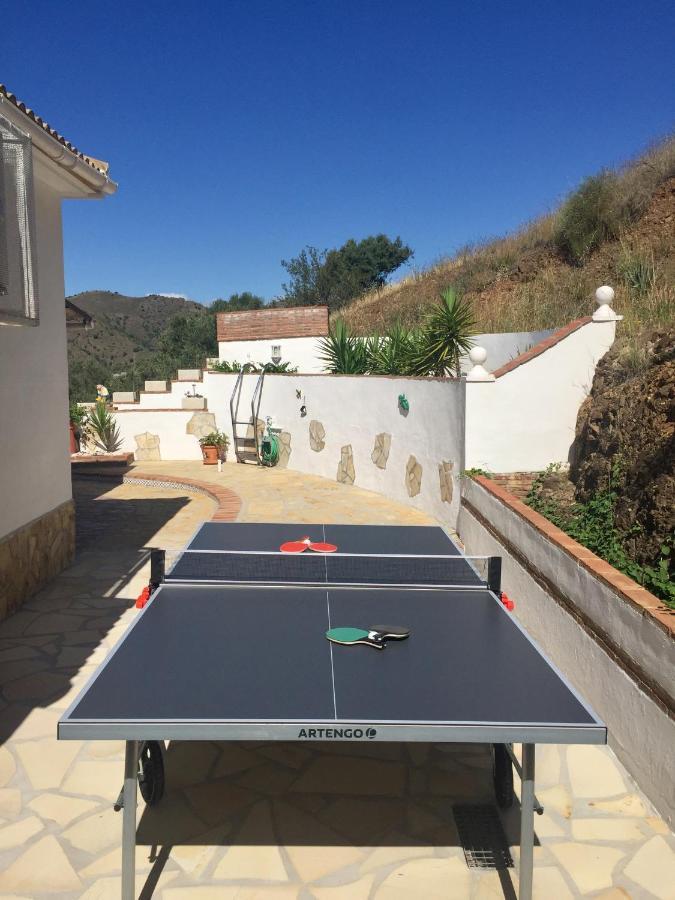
[88,401,123,453]
[317,319,369,374]
[408,288,476,377]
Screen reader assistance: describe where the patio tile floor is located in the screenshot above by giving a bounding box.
[0,466,673,898]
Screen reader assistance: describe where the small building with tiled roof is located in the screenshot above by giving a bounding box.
[217,305,329,372]
[0,85,117,621]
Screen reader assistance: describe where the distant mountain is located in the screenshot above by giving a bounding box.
[67,290,208,399]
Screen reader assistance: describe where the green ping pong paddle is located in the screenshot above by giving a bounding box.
[326,626,410,650]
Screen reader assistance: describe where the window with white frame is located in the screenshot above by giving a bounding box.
[0,113,39,325]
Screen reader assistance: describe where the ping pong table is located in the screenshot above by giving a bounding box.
[59,522,606,899]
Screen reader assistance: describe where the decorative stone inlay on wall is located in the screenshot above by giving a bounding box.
[134,432,161,461]
[371,433,392,469]
[405,455,422,497]
[309,420,326,452]
[439,460,454,503]
[246,417,265,443]
[277,431,292,468]
[186,412,217,439]
[0,500,75,623]
[337,444,355,485]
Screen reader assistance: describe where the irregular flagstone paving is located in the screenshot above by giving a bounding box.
[0,467,673,899]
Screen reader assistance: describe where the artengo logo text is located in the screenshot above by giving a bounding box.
[297,727,377,740]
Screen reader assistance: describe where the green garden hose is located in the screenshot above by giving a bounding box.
[261,433,279,467]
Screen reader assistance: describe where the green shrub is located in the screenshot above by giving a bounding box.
[526,467,675,608]
[553,172,622,265]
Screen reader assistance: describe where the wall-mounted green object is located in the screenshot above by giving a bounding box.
[398,394,409,411]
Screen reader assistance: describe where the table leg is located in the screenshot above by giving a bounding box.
[122,740,139,900]
[519,743,535,900]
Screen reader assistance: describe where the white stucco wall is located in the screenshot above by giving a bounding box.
[458,478,675,826]
[459,329,554,374]
[0,177,72,538]
[116,373,466,527]
[465,320,617,472]
[218,336,325,373]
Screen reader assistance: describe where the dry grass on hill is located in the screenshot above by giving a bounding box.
[342,138,675,345]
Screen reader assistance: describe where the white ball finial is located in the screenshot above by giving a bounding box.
[466,346,494,382]
[593,285,622,321]
[595,285,615,306]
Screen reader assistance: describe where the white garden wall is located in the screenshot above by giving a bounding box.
[218,335,325,373]
[465,320,617,472]
[116,373,466,527]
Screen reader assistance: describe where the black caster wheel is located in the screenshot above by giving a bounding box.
[492,743,514,809]
[138,740,165,806]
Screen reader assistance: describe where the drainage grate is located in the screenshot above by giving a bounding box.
[453,804,513,869]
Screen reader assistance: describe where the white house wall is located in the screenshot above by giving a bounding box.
[218,336,325,373]
[465,321,617,472]
[0,178,71,538]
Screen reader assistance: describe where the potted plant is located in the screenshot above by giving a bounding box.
[69,402,89,453]
[199,430,229,465]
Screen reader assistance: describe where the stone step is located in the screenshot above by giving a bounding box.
[112,391,137,404]
[144,380,168,392]
[181,397,207,410]
[176,369,203,381]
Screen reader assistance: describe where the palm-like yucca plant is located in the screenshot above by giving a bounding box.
[317,319,369,374]
[88,401,123,453]
[409,288,476,376]
[367,322,419,375]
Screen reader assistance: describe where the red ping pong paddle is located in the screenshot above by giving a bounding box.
[279,536,338,553]
[309,541,338,553]
[279,540,309,553]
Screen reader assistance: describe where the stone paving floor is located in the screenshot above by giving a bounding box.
[0,468,674,899]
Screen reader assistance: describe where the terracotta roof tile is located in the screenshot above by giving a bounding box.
[0,83,109,174]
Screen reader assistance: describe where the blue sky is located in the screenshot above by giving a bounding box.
[4,0,674,304]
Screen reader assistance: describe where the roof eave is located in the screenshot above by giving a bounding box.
[0,95,117,197]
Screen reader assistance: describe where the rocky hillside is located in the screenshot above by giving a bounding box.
[66,291,213,399]
[67,290,205,372]
[571,328,674,568]
[342,138,675,338]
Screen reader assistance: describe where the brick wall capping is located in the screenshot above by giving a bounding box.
[491,317,593,379]
[217,306,329,342]
[472,474,674,639]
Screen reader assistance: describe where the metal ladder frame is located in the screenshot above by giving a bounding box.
[229,364,268,464]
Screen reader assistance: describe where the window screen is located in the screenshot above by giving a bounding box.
[0,114,39,325]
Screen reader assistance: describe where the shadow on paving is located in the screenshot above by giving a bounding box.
[135,740,530,899]
[0,476,191,743]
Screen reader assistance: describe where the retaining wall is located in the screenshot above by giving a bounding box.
[458,476,675,826]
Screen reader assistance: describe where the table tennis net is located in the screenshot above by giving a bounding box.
[162,549,494,589]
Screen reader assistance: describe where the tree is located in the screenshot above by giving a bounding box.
[210,292,265,312]
[281,235,413,310]
[280,246,328,307]
[157,312,217,366]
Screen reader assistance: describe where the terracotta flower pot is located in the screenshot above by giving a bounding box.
[201,445,218,465]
